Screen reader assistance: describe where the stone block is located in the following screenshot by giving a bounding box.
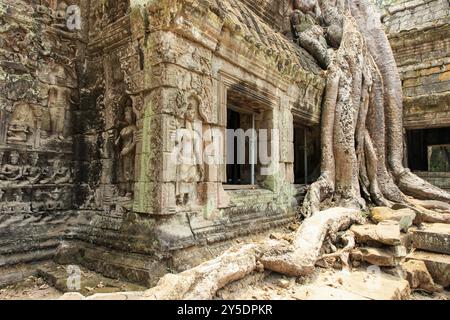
[351,221,401,246]
[412,223,450,254]
[401,260,443,292]
[352,245,406,267]
[406,250,450,287]
[335,271,410,300]
[37,262,145,296]
[295,270,410,300]
[370,207,416,231]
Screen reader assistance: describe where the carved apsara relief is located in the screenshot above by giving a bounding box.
[175,93,204,208]
[115,100,138,199]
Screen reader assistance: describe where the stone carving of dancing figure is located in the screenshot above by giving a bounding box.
[175,96,204,208]
[115,106,137,199]
[48,87,68,140]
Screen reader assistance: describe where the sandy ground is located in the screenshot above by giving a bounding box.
[1,268,447,300]
[0,276,62,300]
[216,267,449,300]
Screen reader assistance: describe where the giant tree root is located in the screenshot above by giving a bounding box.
[60,208,364,300]
[408,198,450,213]
[260,208,362,276]
[317,230,355,269]
[406,203,450,224]
[143,244,259,300]
[140,208,362,300]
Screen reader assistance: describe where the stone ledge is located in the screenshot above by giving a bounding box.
[406,250,450,287]
[412,223,450,255]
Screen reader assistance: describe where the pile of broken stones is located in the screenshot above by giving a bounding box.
[342,206,449,294]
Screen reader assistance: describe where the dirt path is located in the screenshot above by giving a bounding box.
[216,267,449,300]
[0,276,62,300]
[2,268,447,300]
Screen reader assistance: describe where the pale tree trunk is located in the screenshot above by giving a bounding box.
[302,0,450,216]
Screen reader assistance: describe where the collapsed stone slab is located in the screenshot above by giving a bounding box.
[370,207,416,232]
[351,221,401,246]
[412,223,450,255]
[401,260,443,293]
[406,251,450,288]
[352,246,407,267]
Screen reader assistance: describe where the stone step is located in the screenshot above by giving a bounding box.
[352,245,407,267]
[351,221,401,246]
[406,250,450,288]
[0,262,47,288]
[336,270,410,300]
[412,223,450,255]
[37,262,145,296]
[370,207,416,232]
[293,270,410,300]
[55,242,167,287]
[401,260,443,293]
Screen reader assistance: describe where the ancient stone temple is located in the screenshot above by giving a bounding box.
[384,0,450,191]
[0,0,326,286]
[0,0,448,291]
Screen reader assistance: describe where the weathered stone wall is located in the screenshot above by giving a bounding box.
[69,0,166,260]
[0,0,83,268]
[415,171,450,192]
[129,0,324,253]
[1,0,325,285]
[384,0,450,129]
[67,0,324,283]
[0,0,167,285]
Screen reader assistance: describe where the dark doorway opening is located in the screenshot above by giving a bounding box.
[406,127,450,172]
[226,108,253,185]
[294,125,321,184]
